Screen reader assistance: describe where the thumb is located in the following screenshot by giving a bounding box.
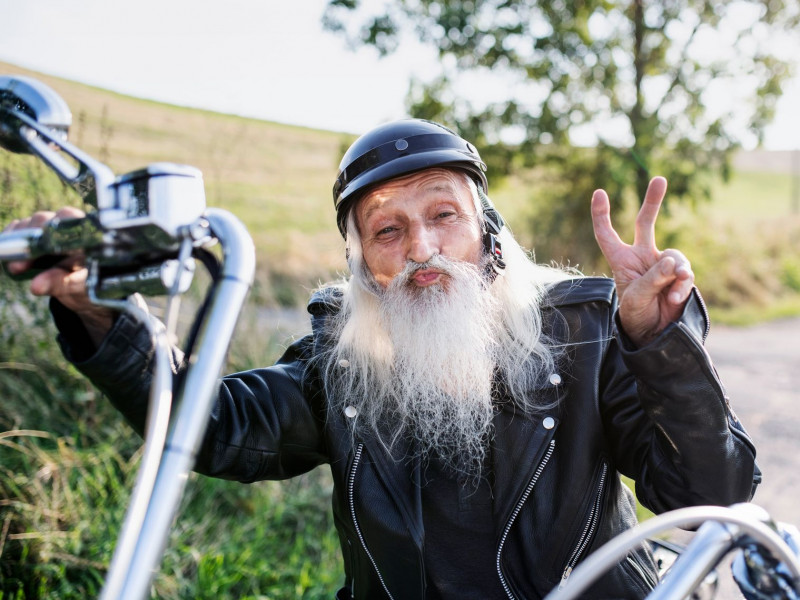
[632,256,678,296]
[624,256,678,301]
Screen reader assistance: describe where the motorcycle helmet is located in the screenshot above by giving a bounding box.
[332,118,505,270]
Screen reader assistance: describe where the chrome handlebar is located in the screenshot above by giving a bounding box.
[547,504,800,600]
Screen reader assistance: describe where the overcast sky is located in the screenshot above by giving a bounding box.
[1,0,797,149]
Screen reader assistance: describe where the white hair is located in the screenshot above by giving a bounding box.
[318,171,576,476]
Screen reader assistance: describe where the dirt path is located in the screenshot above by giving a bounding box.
[705,317,800,526]
[669,318,800,599]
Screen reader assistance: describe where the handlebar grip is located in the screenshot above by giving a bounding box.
[3,254,73,281]
[0,217,99,280]
[0,227,43,262]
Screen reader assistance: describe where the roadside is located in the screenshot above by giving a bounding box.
[666,317,800,599]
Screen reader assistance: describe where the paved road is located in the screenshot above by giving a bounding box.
[705,317,800,526]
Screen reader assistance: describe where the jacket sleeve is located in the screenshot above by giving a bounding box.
[51,297,328,484]
[599,289,760,514]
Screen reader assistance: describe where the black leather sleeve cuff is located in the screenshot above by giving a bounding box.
[50,296,148,369]
[50,297,102,363]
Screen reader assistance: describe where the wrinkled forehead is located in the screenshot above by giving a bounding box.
[355,168,477,217]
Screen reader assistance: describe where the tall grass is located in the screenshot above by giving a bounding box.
[0,283,342,599]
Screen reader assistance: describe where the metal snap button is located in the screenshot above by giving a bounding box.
[549,373,562,386]
[344,406,358,418]
[543,416,555,430]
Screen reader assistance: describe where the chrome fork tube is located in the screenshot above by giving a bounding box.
[98,294,173,600]
[101,209,255,600]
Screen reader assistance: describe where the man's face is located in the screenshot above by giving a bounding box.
[355,168,483,289]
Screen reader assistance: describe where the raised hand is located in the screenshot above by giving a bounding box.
[591,176,694,347]
[3,207,115,345]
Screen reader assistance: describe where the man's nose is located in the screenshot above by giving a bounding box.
[406,223,438,264]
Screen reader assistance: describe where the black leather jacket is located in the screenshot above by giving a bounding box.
[53,277,759,599]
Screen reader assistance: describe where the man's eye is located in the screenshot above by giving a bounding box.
[376,226,396,236]
[437,211,455,219]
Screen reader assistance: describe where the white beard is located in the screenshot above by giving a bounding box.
[379,255,500,475]
[323,254,501,477]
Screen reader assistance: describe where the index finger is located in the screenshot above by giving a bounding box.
[54,206,87,220]
[591,188,625,255]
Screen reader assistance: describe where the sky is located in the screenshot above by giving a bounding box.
[1,0,798,150]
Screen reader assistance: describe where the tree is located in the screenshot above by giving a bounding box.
[323,0,798,267]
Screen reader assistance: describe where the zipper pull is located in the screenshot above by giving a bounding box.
[559,566,573,590]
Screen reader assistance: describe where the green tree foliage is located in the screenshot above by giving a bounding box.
[323,0,798,266]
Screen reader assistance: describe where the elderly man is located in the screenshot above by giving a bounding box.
[7,119,758,599]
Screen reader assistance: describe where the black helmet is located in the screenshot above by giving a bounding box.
[332,119,488,236]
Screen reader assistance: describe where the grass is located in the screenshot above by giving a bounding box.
[707,169,797,221]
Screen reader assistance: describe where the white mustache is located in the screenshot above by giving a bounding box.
[397,254,455,282]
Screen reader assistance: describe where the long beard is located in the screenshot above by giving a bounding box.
[324,255,501,478]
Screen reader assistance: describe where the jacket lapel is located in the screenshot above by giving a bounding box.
[360,435,425,547]
[492,406,559,523]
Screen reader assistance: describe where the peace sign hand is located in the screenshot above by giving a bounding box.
[591,177,695,348]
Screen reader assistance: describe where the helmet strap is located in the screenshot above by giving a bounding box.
[477,187,506,275]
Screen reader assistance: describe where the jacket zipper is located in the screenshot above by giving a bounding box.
[559,462,608,589]
[693,288,711,341]
[348,443,395,600]
[496,439,556,600]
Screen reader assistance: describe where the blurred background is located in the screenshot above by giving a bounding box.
[1,1,799,598]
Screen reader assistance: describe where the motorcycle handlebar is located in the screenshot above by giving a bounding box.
[0,215,103,279]
[0,227,45,262]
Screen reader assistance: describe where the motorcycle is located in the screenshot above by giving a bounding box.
[0,75,798,600]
